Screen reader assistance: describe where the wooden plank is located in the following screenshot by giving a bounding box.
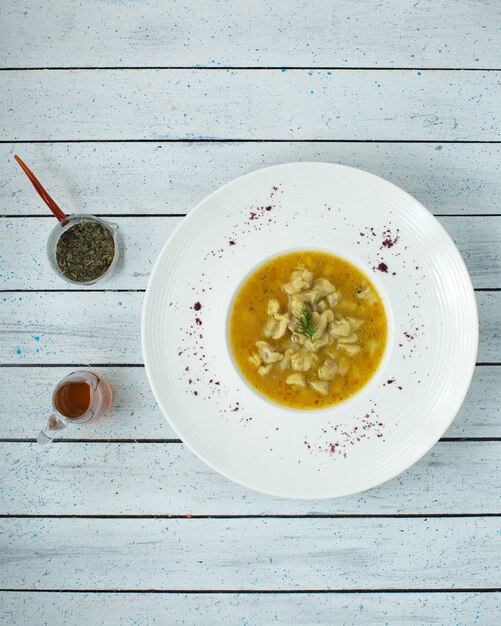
[0,217,179,290]
[477,292,500,362]
[0,217,180,290]
[1,365,498,440]
[1,0,499,69]
[1,591,499,625]
[0,517,497,589]
[0,442,498,515]
[1,216,499,290]
[1,70,498,141]
[437,217,501,289]
[0,366,174,440]
[3,142,500,217]
[0,291,498,364]
[0,292,142,364]
[450,366,501,438]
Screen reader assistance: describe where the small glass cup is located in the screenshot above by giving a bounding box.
[47,214,120,285]
[38,371,112,445]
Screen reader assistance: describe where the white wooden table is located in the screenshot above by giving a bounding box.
[0,1,500,623]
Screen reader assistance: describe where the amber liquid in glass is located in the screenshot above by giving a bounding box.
[54,381,91,419]
[53,372,112,422]
[39,371,113,445]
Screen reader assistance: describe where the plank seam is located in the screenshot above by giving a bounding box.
[0,288,498,294]
[0,214,189,219]
[2,139,501,145]
[1,363,499,368]
[0,289,148,293]
[0,588,499,594]
[0,438,498,444]
[1,66,500,72]
[1,214,500,219]
[0,514,499,519]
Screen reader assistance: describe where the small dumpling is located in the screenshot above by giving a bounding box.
[337,333,358,344]
[290,350,318,372]
[291,332,307,346]
[256,340,283,364]
[303,333,331,353]
[302,289,322,305]
[337,343,361,356]
[286,373,306,388]
[280,348,295,369]
[267,299,280,315]
[309,379,330,395]
[318,359,338,381]
[248,352,262,367]
[258,364,272,376]
[263,318,278,337]
[348,317,364,331]
[313,310,334,340]
[282,269,313,295]
[313,278,336,296]
[271,313,290,340]
[317,299,328,313]
[289,295,304,317]
[329,318,351,338]
[357,283,377,305]
[295,268,313,284]
[326,292,340,307]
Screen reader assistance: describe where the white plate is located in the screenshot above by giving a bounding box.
[142,163,478,499]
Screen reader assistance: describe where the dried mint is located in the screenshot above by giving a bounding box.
[56,221,115,282]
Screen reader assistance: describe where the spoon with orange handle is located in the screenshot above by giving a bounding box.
[14,155,67,222]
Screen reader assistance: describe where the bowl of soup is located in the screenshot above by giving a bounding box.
[229,250,388,409]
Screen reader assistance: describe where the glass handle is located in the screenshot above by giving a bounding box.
[37,413,67,446]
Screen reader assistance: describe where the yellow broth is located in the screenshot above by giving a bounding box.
[229,251,388,409]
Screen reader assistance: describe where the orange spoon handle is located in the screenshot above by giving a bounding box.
[14,155,67,222]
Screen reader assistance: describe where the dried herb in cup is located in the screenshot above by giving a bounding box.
[56,221,115,282]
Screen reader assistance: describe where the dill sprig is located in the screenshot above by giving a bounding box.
[295,307,317,341]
